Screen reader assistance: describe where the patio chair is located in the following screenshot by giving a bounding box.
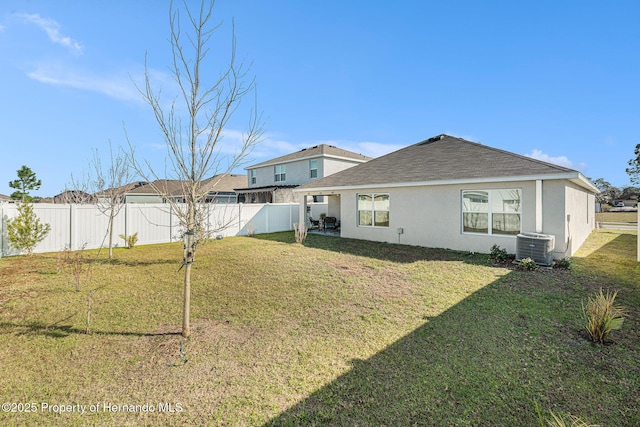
[309,217,320,230]
[323,216,338,231]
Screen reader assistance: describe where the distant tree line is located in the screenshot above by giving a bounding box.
[591,178,638,206]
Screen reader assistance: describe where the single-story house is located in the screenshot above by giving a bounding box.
[295,134,598,259]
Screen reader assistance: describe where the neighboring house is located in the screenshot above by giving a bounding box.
[124,174,246,204]
[237,144,372,203]
[295,134,598,259]
[202,174,247,203]
[94,181,147,204]
[53,190,98,204]
[0,194,51,203]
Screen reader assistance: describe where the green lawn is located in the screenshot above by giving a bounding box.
[596,211,638,224]
[0,229,638,426]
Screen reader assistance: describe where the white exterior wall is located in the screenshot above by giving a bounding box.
[326,195,341,218]
[541,180,567,257]
[540,180,596,258]
[249,159,313,187]
[564,181,596,256]
[323,158,366,177]
[335,179,594,257]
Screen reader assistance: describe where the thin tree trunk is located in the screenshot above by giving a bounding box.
[182,262,191,337]
[183,201,196,338]
[108,212,115,259]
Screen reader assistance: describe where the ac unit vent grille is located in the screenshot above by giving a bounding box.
[516,233,555,265]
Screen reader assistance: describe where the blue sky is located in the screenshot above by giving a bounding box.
[1,0,638,197]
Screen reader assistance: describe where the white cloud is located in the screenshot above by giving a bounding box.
[19,13,83,53]
[525,149,587,172]
[25,60,175,104]
[27,62,143,102]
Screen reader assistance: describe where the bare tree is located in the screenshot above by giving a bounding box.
[90,143,136,259]
[129,0,263,337]
[68,142,135,258]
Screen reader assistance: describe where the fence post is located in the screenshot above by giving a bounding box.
[69,204,75,250]
[124,203,129,240]
[0,203,4,258]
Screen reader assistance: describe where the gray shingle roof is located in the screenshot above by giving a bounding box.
[247,144,372,169]
[202,174,247,193]
[296,134,590,191]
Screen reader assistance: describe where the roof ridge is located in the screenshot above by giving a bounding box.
[454,137,576,173]
[294,133,590,192]
[247,144,372,169]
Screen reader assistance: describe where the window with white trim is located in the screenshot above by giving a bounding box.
[250,170,256,185]
[310,159,318,178]
[358,193,390,227]
[462,189,521,235]
[274,165,286,182]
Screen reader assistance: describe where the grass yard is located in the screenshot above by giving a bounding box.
[596,211,638,224]
[0,229,638,426]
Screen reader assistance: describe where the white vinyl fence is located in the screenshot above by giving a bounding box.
[0,202,327,257]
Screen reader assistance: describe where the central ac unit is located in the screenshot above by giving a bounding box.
[516,232,555,265]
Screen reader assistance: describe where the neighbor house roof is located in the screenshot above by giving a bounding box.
[202,174,247,193]
[126,174,246,197]
[94,181,147,197]
[247,144,372,169]
[126,180,183,196]
[0,193,11,201]
[53,190,97,204]
[295,134,598,193]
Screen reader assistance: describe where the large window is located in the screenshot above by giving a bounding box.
[358,193,390,227]
[310,159,318,178]
[274,165,286,182]
[462,189,521,235]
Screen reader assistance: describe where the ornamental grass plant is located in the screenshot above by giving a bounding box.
[583,288,626,344]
